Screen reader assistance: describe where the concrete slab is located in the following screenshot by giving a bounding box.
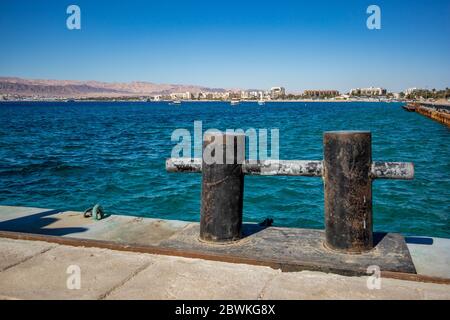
[0,238,448,300]
[261,271,450,300]
[68,215,192,246]
[0,244,153,300]
[106,255,278,300]
[0,205,191,245]
[0,238,56,271]
[0,206,61,223]
[0,205,51,216]
[0,206,89,235]
[406,237,450,279]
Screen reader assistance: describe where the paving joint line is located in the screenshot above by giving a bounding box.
[98,260,155,300]
[0,244,57,273]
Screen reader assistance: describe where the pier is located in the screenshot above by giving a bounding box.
[0,130,449,299]
[403,102,450,127]
[0,205,449,299]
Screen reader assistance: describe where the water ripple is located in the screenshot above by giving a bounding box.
[0,101,448,238]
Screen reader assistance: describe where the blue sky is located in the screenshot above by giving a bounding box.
[0,0,449,92]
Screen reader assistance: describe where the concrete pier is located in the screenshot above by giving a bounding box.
[0,205,449,299]
[404,102,450,127]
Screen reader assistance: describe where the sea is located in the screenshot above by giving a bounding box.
[0,101,448,238]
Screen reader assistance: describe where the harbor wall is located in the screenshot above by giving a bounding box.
[407,103,450,127]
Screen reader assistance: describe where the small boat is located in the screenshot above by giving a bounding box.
[402,104,416,112]
[169,100,181,105]
[230,99,240,106]
[257,100,265,106]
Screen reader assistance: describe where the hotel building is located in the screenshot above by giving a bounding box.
[350,87,387,96]
[303,90,340,97]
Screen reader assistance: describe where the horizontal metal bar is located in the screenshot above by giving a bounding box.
[166,158,323,177]
[371,161,414,180]
[166,158,414,180]
[243,160,323,177]
[166,158,202,173]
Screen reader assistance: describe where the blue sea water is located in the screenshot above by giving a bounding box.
[0,101,448,238]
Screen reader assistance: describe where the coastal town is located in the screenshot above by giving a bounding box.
[3,82,449,128]
[1,82,450,103]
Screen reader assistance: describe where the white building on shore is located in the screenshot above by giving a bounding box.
[350,87,387,96]
[184,92,192,100]
[404,88,423,96]
[270,87,286,99]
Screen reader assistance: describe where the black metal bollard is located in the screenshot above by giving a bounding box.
[323,131,373,253]
[200,132,245,243]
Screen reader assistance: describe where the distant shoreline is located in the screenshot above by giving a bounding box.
[0,99,409,103]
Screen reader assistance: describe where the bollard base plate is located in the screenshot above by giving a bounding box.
[160,224,416,275]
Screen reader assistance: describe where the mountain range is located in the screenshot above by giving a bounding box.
[0,77,230,98]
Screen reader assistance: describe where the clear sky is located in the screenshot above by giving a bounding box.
[0,0,449,92]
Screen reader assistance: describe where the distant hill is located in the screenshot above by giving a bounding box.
[0,77,230,98]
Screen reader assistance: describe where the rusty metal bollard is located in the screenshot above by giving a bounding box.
[199,132,245,243]
[323,131,373,253]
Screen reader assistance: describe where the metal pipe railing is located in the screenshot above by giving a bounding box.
[167,158,413,180]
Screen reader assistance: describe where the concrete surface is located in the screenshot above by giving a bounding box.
[0,239,56,272]
[0,237,449,300]
[262,270,450,300]
[106,255,276,300]
[0,205,449,279]
[0,238,153,300]
[0,205,191,244]
[406,237,450,278]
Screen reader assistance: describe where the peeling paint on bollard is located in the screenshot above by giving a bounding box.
[371,162,414,180]
[243,160,323,176]
[166,159,414,180]
[166,159,324,176]
[166,158,202,173]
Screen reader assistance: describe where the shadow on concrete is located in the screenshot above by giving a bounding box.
[405,236,434,245]
[373,232,388,247]
[241,223,270,238]
[374,233,434,247]
[0,209,88,236]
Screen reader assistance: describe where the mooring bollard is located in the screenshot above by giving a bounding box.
[323,131,373,253]
[166,130,414,253]
[199,132,245,243]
